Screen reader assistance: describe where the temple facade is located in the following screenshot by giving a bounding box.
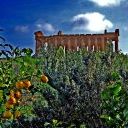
[34,29,119,55]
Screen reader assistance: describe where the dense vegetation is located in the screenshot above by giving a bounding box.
[1,37,128,127]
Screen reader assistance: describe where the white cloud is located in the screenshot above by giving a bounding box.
[15,25,29,33]
[72,12,113,32]
[36,23,55,32]
[89,0,125,7]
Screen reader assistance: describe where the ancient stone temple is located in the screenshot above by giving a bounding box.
[34,29,119,55]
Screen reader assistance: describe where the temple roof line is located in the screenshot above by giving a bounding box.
[34,29,119,38]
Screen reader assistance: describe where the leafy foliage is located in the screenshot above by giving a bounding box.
[1,40,128,127]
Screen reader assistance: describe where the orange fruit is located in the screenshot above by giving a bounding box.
[41,75,49,83]
[14,91,22,99]
[14,110,21,119]
[5,102,13,109]
[23,80,31,88]
[8,96,16,105]
[16,81,24,89]
[3,110,13,119]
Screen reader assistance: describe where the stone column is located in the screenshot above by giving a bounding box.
[34,31,44,55]
[94,38,98,51]
[90,37,95,51]
[51,37,55,47]
[61,37,65,47]
[66,37,71,50]
[55,37,61,48]
[79,37,84,48]
[115,29,119,52]
[73,37,77,50]
[101,37,105,51]
[115,40,118,52]
[88,37,91,51]
[54,37,58,47]
[97,37,101,51]
[48,37,52,47]
[84,38,88,51]
[63,38,66,49]
[77,38,81,48]
[69,37,75,50]
[90,38,94,51]
[52,37,57,47]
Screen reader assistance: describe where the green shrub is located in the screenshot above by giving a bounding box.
[1,41,128,127]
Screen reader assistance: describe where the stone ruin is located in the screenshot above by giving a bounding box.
[34,29,119,55]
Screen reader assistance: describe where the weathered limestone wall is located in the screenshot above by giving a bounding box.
[34,29,119,55]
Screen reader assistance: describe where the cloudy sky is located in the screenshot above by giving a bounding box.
[0,0,128,53]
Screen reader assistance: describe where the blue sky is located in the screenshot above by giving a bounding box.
[0,0,128,53]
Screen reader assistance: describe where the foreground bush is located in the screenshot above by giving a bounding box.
[1,41,128,127]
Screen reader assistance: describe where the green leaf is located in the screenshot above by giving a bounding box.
[0,104,5,114]
[111,72,121,80]
[0,90,3,101]
[80,123,87,128]
[22,48,33,56]
[100,115,112,121]
[52,119,58,124]
[112,84,122,96]
[37,69,42,76]
[101,89,109,99]
[123,108,128,120]
[107,81,122,96]
[116,114,121,120]
[44,122,50,127]
[111,84,122,95]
